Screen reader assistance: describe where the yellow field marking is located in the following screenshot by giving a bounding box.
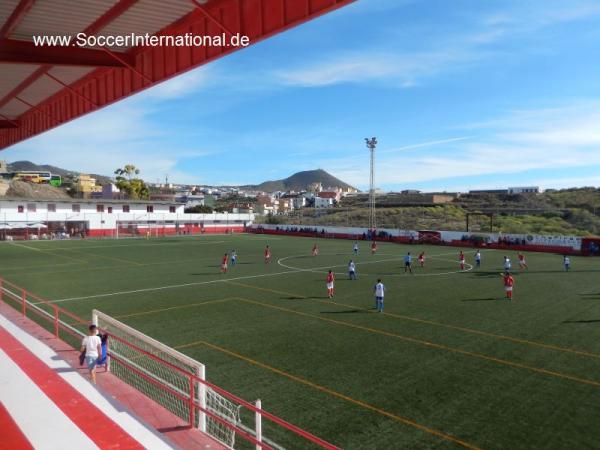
[114,297,236,319]
[237,297,600,389]
[175,339,482,450]
[229,281,600,360]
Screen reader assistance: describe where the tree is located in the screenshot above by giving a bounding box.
[185,205,213,213]
[114,165,149,199]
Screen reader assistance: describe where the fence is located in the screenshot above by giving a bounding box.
[0,277,340,450]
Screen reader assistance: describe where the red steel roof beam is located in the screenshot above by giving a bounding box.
[44,72,98,107]
[0,0,36,38]
[0,120,19,128]
[0,39,132,66]
[15,95,60,124]
[0,113,19,128]
[0,65,50,109]
[0,0,139,115]
[189,0,236,36]
[83,0,139,36]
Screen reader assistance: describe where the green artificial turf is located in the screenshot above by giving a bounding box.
[1,234,599,450]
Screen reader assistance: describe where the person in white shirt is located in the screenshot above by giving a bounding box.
[563,255,571,271]
[353,242,359,255]
[81,325,102,384]
[374,279,385,313]
[503,256,511,273]
[348,260,357,280]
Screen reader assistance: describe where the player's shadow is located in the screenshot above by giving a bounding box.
[282,296,321,300]
[471,272,504,278]
[461,297,498,302]
[562,319,600,324]
[320,309,365,314]
[579,293,600,299]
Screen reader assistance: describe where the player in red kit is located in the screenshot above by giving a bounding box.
[418,251,425,268]
[459,251,466,270]
[312,243,319,257]
[371,241,378,255]
[517,252,528,270]
[220,253,228,274]
[501,272,514,300]
[326,270,335,299]
[264,245,271,264]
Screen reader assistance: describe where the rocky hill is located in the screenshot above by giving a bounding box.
[243,169,356,192]
[3,180,71,200]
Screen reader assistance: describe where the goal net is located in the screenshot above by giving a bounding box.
[92,310,241,448]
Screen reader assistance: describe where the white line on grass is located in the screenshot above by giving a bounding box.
[46,249,477,304]
[277,251,474,277]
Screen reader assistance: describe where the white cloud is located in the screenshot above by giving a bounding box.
[138,66,213,100]
[314,101,600,189]
[3,100,214,185]
[274,48,483,88]
[274,0,600,89]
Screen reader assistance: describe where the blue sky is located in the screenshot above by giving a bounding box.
[5,0,600,191]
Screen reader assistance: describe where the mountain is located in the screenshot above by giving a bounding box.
[243,169,356,192]
[7,160,112,185]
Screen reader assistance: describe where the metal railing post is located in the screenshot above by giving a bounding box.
[198,365,207,432]
[189,375,195,428]
[256,398,263,450]
[53,306,59,338]
[21,289,26,316]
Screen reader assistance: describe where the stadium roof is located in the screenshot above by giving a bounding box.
[0,0,354,150]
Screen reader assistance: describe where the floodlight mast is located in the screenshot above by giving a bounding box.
[365,137,377,230]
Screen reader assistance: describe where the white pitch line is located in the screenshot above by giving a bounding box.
[45,269,309,304]
[46,249,479,304]
[277,251,474,277]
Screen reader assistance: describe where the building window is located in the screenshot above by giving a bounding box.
[169,206,176,213]
[48,203,56,213]
[18,205,24,213]
[107,206,113,214]
[27,203,36,212]
[122,205,130,213]
[97,204,104,213]
[147,205,154,213]
[72,204,80,213]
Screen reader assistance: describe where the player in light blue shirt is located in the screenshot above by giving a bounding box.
[404,252,413,274]
[230,250,237,266]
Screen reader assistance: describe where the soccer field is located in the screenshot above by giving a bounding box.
[1,234,599,450]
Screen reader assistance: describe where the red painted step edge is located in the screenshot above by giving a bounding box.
[0,326,144,450]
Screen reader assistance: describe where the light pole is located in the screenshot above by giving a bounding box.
[365,137,377,230]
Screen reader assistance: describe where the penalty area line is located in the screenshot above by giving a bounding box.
[174,338,483,450]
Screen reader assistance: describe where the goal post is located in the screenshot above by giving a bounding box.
[91,310,339,450]
[92,310,212,433]
[0,279,338,449]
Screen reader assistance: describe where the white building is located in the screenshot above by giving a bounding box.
[0,198,253,239]
[314,197,334,208]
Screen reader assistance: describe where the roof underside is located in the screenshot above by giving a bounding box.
[0,0,354,149]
